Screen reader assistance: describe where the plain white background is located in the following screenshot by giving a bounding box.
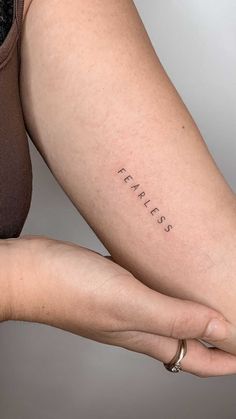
[0,1,235,417]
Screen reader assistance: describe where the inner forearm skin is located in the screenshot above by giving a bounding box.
[0,241,12,321]
[20,0,236,343]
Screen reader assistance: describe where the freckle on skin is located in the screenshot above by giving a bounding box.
[182,125,185,129]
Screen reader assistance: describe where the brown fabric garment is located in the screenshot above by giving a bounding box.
[0,0,32,238]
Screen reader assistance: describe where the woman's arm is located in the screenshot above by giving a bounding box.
[20,0,236,350]
[2,234,236,378]
[0,241,13,321]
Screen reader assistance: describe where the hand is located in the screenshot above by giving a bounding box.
[5,234,236,378]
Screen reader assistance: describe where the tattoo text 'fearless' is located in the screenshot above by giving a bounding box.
[117,168,174,233]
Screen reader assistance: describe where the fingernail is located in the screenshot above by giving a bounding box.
[204,318,228,340]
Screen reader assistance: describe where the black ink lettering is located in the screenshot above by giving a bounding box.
[164,225,173,232]
[157,216,166,224]
[117,167,174,232]
[124,175,133,183]
[150,208,159,215]
[131,184,140,191]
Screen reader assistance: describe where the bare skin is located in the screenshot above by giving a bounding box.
[14,0,236,370]
[2,234,236,378]
[22,0,33,21]
[0,0,233,380]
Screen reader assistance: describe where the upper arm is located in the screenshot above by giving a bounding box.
[19,0,235,300]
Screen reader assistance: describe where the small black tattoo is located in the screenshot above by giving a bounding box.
[117,167,174,232]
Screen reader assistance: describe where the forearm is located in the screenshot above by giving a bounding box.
[0,240,13,321]
[1,236,82,328]
[38,134,236,319]
[4,235,236,378]
[20,0,236,324]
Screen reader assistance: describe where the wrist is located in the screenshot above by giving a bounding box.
[0,236,38,322]
[0,238,20,322]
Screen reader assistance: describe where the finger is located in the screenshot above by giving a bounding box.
[124,281,232,343]
[110,330,236,377]
[200,322,236,357]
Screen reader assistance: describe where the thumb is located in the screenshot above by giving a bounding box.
[129,285,229,342]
